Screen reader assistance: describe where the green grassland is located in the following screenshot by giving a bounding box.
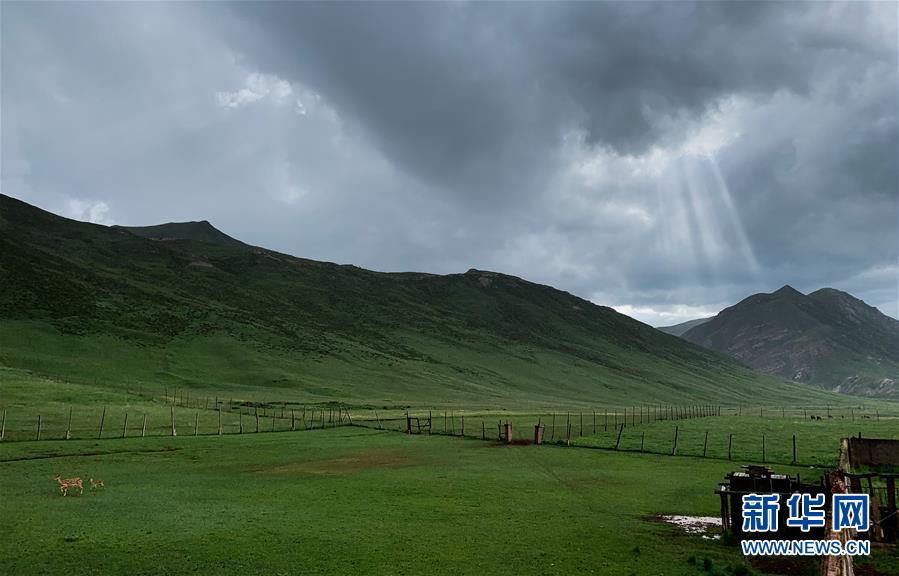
[0,427,859,576]
[357,408,899,468]
[3,195,899,575]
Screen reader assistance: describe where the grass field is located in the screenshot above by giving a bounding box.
[3,371,899,574]
[0,426,881,576]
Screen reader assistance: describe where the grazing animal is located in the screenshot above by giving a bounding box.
[53,474,83,496]
[89,478,105,490]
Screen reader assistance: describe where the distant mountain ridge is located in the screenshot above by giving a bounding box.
[679,285,899,398]
[0,193,843,406]
[113,221,246,247]
[657,317,711,337]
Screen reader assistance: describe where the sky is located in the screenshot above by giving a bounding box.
[2,1,897,325]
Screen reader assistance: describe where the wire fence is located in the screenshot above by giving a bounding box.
[2,392,895,470]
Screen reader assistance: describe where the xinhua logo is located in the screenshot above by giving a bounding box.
[739,493,870,557]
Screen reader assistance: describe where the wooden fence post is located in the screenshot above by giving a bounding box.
[98,407,107,439]
[142,414,148,437]
[482,420,486,440]
[461,415,465,437]
[551,413,556,441]
[291,410,295,431]
[615,424,623,450]
[65,406,72,440]
[671,426,679,456]
[255,407,260,433]
[792,434,797,464]
[0,409,5,441]
[239,411,243,434]
[727,433,733,460]
[122,413,128,438]
[171,406,177,436]
[593,411,596,435]
[36,414,42,441]
[579,412,583,436]
[218,406,223,435]
[194,412,199,436]
[703,430,709,458]
[762,435,766,463]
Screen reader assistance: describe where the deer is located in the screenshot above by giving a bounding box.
[53,474,84,496]
[89,478,105,490]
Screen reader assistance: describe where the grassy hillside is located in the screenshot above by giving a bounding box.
[0,194,853,408]
[682,286,899,398]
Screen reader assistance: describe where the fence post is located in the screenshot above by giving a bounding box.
[255,407,260,433]
[65,406,72,440]
[219,406,223,435]
[671,426,679,456]
[461,415,465,437]
[142,414,147,437]
[239,410,243,434]
[727,433,732,460]
[579,412,583,436]
[604,410,608,432]
[703,430,709,458]
[195,412,199,436]
[551,413,555,441]
[170,406,177,436]
[36,414,42,441]
[98,407,107,439]
[593,411,596,434]
[792,434,797,464]
[0,409,5,441]
[482,420,486,440]
[122,413,128,438]
[615,424,623,450]
[640,431,645,452]
[762,435,766,463]
[291,410,295,431]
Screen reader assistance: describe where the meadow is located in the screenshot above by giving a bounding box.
[0,427,834,576]
[3,368,899,575]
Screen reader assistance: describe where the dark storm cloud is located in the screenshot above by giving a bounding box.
[223,2,887,191]
[2,1,896,324]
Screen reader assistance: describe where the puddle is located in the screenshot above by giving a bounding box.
[655,515,721,539]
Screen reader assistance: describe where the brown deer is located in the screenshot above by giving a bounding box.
[89,478,105,490]
[53,474,83,496]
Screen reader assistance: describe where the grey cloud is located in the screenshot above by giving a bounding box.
[1,1,896,326]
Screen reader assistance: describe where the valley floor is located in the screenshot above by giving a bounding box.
[3,427,898,575]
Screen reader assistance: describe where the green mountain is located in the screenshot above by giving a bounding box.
[657,317,711,337]
[681,285,899,398]
[0,194,848,407]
